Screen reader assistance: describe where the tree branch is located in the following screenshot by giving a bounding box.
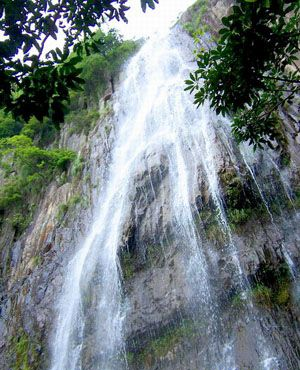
[262,75,300,84]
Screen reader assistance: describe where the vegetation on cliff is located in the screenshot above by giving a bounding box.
[0,28,138,237]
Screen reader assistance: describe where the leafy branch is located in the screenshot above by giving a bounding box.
[185,0,300,150]
[0,0,159,125]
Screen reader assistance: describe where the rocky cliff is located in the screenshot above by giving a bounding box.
[1,2,300,370]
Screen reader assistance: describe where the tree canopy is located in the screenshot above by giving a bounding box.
[185,0,299,150]
[0,0,158,125]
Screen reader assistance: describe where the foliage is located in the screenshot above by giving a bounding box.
[182,0,209,37]
[64,29,138,135]
[21,116,57,146]
[71,156,85,178]
[0,0,157,125]
[129,320,197,366]
[231,292,247,308]
[0,110,23,139]
[120,242,166,280]
[294,187,300,208]
[0,135,75,177]
[220,170,255,226]
[120,251,135,280]
[252,262,292,308]
[228,208,255,225]
[0,110,57,147]
[218,169,279,228]
[7,212,32,236]
[66,109,100,135]
[70,30,140,108]
[231,263,292,309]
[252,284,273,307]
[185,0,300,150]
[146,243,165,266]
[10,330,40,370]
[198,208,227,246]
[141,0,159,12]
[0,134,75,232]
[56,194,82,225]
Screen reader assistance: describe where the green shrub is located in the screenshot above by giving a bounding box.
[68,30,139,109]
[0,110,23,139]
[10,330,40,370]
[21,116,57,146]
[0,179,23,210]
[0,28,138,238]
[132,321,197,366]
[56,194,82,225]
[182,0,208,37]
[57,203,69,223]
[0,135,75,236]
[13,332,30,370]
[120,251,135,280]
[0,135,75,178]
[8,213,31,235]
[251,284,272,308]
[71,155,85,178]
[228,208,253,226]
[231,292,246,309]
[275,282,290,306]
[251,262,292,309]
[66,109,100,135]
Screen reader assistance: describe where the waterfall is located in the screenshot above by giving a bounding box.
[239,145,297,277]
[49,23,297,370]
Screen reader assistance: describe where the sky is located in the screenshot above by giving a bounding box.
[1,0,197,60]
[108,0,197,40]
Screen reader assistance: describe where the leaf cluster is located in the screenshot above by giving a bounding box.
[0,0,158,124]
[185,0,300,149]
[0,110,23,139]
[76,30,139,106]
[0,134,75,212]
[141,0,159,12]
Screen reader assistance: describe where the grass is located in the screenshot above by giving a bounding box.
[231,292,247,309]
[235,262,292,309]
[10,330,40,370]
[228,208,254,226]
[251,281,291,309]
[128,320,197,367]
[251,284,273,308]
[31,255,42,267]
[205,222,226,246]
[120,251,135,280]
[56,194,82,225]
[71,155,85,180]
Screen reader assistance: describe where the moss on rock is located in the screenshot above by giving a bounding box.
[10,329,42,370]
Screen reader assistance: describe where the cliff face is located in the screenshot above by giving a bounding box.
[1,2,300,370]
[0,101,115,368]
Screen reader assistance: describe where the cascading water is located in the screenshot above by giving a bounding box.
[240,144,297,276]
[49,20,299,370]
